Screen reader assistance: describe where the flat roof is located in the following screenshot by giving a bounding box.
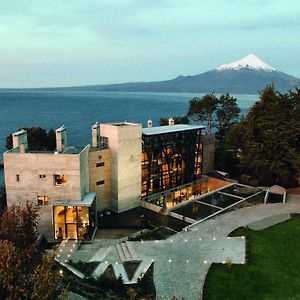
[142,124,205,136]
[52,192,96,207]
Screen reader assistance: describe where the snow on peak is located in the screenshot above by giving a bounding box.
[216,54,276,72]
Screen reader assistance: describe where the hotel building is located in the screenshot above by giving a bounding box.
[3,120,215,242]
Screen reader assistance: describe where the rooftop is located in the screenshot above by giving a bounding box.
[142,124,205,136]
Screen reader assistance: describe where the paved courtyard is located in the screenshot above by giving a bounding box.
[57,196,300,300]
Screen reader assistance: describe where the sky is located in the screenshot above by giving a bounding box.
[0,0,300,88]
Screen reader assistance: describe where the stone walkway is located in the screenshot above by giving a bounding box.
[56,200,300,300]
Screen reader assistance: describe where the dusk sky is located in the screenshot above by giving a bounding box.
[1,0,300,88]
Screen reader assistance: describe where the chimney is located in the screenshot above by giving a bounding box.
[56,125,67,152]
[12,129,28,153]
[92,122,100,148]
[147,119,153,128]
[169,117,175,126]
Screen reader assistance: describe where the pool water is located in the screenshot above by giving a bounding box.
[173,201,221,221]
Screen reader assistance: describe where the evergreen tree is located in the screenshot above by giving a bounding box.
[187,93,218,132]
[226,85,300,187]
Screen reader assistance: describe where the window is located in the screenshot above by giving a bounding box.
[16,174,20,182]
[39,174,46,178]
[54,174,67,186]
[96,162,105,167]
[96,180,105,186]
[37,196,48,205]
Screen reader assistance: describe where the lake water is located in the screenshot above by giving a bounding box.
[0,91,259,185]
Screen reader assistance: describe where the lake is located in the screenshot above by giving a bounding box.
[0,91,259,185]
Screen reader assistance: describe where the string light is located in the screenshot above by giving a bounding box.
[213,237,216,241]
[184,239,187,242]
[199,238,202,241]
[170,239,173,243]
[186,260,189,263]
[204,260,207,264]
[168,259,172,263]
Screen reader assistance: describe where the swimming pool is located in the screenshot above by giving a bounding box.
[171,184,263,223]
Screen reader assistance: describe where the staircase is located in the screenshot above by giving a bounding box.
[116,241,139,262]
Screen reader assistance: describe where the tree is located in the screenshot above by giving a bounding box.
[225,85,300,187]
[215,93,240,144]
[0,202,39,250]
[187,93,218,132]
[6,126,56,151]
[0,185,6,211]
[159,115,189,126]
[0,203,62,299]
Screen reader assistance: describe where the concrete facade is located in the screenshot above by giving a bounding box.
[3,121,215,241]
[88,148,111,211]
[202,133,215,174]
[4,145,90,240]
[100,123,142,213]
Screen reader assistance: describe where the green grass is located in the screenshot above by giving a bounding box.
[203,216,300,300]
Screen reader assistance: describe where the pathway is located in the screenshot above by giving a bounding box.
[56,201,300,300]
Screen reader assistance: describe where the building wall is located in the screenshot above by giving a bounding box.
[101,123,142,213]
[202,133,215,174]
[3,150,85,240]
[88,148,111,211]
[80,145,91,199]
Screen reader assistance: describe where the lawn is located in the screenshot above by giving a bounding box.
[203,215,300,300]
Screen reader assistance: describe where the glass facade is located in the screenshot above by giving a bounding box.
[53,200,96,241]
[141,128,203,198]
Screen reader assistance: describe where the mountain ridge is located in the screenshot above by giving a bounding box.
[2,54,300,94]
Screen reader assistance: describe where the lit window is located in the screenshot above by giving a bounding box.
[37,196,48,205]
[96,180,105,186]
[96,162,105,167]
[54,175,67,186]
[16,174,20,182]
[39,174,46,178]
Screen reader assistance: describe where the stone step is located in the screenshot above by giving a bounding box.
[121,242,131,261]
[116,243,126,262]
[89,246,112,262]
[125,241,139,260]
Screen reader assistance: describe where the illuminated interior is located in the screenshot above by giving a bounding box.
[53,202,96,240]
[141,129,203,198]
[54,174,67,186]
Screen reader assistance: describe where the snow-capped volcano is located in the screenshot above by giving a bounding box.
[216,54,276,72]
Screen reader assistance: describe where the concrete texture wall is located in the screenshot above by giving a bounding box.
[80,145,90,199]
[101,123,142,213]
[88,148,111,211]
[202,133,215,174]
[3,150,85,241]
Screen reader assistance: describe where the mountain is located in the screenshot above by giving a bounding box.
[7,54,300,94]
[60,54,298,94]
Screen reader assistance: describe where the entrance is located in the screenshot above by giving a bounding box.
[53,203,96,241]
